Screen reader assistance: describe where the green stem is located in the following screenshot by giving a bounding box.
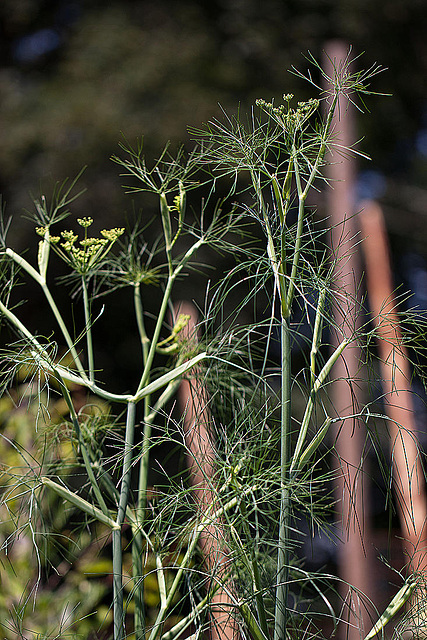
[137,276,175,394]
[134,283,150,362]
[286,94,338,311]
[4,249,87,379]
[133,411,155,639]
[112,529,125,640]
[290,338,348,473]
[310,288,327,387]
[135,238,204,396]
[274,316,291,640]
[112,401,137,640]
[41,477,118,529]
[133,281,150,639]
[286,156,305,312]
[235,484,269,636]
[82,276,95,382]
[132,381,183,637]
[41,283,88,379]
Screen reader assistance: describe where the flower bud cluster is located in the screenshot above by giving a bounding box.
[256,95,319,131]
[36,218,125,275]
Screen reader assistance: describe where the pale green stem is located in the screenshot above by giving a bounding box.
[136,238,204,396]
[300,93,338,201]
[41,283,88,379]
[274,316,291,640]
[286,95,338,311]
[133,281,150,639]
[234,483,269,636]
[294,416,333,471]
[113,400,137,640]
[286,156,305,312]
[112,529,125,640]
[4,249,87,378]
[132,380,183,638]
[82,276,95,383]
[134,283,150,362]
[41,477,118,529]
[310,288,327,387]
[250,169,289,318]
[240,602,270,640]
[160,192,173,274]
[160,593,211,640]
[133,411,154,640]
[290,338,349,473]
[156,553,168,610]
[137,276,175,394]
[363,578,417,640]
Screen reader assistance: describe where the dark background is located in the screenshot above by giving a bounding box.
[1,0,427,234]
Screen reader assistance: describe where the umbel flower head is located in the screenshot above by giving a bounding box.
[36,217,125,276]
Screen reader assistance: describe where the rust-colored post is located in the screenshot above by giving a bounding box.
[323,41,373,638]
[359,199,427,574]
[174,301,238,640]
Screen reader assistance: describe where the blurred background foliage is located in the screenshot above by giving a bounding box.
[1,0,427,232]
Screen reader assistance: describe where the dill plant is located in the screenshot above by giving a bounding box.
[0,52,424,640]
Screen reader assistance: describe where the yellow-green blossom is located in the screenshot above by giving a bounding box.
[100,228,125,241]
[77,217,93,228]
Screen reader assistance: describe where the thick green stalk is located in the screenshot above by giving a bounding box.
[133,281,150,639]
[112,529,125,640]
[133,411,154,640]
[274,316,291,640]
[133,386,182,636]
[113,401,137,640]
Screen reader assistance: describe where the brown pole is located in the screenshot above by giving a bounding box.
[359,199,427,574]
[323,41,373,638]
[174,301,238,640]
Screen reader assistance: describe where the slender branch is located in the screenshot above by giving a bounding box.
[82,276,95,382]
[134,282,150,362]
[290,338,349,472]
[310,288,327,386]
[41,477,118,529]
[5,247,87,379]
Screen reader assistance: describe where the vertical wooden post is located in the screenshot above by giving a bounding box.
[359,199,427,576]
[174,301,238,640]
[323,41,373,638]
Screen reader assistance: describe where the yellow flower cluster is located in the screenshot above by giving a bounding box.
[35,219,125,275]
